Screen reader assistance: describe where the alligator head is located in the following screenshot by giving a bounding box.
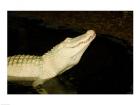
[42,30,96,76]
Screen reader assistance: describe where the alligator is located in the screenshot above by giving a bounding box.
[8,30,96,93]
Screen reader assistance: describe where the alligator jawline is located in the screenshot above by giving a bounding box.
[69,35,93,48]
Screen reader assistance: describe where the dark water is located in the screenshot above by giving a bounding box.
[8,13,133,94]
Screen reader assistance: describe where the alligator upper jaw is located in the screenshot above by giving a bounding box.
[68,30,96,48]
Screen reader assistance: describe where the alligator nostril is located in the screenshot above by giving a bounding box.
[86,30,96,35]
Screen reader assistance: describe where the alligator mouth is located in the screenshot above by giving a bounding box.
[69,30,96,48]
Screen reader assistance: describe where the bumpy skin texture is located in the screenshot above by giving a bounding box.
[8,55,43,79]
[8,30,96,90]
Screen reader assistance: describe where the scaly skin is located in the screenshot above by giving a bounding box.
[8,30,96,93]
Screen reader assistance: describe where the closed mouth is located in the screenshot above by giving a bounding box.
[69,30,96,48]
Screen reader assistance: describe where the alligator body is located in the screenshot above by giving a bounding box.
[8,30,96,92]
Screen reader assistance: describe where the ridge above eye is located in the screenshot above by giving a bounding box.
[64,37,72,42]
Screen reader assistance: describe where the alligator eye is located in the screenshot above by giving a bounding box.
[64,37,72,42]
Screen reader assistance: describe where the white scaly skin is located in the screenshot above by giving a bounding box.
[8,30,96,93]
